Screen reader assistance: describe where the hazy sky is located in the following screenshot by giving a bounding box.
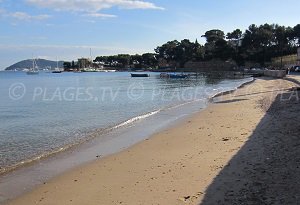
[0,0,300,69]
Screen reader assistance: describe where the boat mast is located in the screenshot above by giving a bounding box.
[89,48,93,69]
[90,48,92,60]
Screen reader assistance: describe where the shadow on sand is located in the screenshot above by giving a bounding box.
[201,89,300,204]
[214,99,248,104]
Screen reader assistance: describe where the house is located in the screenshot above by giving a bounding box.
[78,58,92,69]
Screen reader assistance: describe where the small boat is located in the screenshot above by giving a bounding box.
[160,73,188,79]
[27,70,39,75]
[52,57,62,73]
[73,70,82,73]
[27,58,39,75]
[169,74,188,79]
[160,73,169,78]
[52,70,62,73]
[131,73,150,77]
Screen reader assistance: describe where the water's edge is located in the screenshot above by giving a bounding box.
[0,77,254,204]
[0,109,162,175]
[209,78,255,101]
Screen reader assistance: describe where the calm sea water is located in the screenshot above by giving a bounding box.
[0,71,252,172]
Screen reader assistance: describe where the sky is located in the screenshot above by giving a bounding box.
[0,0,300,69]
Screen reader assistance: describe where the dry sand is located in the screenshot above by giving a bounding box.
[7,76,300,205]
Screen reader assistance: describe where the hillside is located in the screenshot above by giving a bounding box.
[5,59,64,71]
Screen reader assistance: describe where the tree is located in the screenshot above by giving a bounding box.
[130,54,142,67]
[71,61,76,68]
[241,24,273,65]
[202,29,225,43]
[226,29,243,65]
[274,25,291,68]
[116,54,131,67]
[177,39,195,66]
[63,62,71,69]
[155,39,203,67]
[293,24,300,46]
[227,29,243,49]
[193,39,205,61]
[155,40,180,61]
[141,53,158,67]
[92,23,299,70]
[202,29,231,60]
[94,56,108,64]
[227,29,242,41]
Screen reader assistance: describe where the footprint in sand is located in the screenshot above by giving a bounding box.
[179,192,204,203]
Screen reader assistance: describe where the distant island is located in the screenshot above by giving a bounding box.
[5,59,64,71]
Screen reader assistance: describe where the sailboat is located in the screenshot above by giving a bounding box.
[52,57,62,73]
[26,58,39,75]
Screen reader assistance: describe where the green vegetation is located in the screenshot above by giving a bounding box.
[63,61,78,71]
[94,53,158,70]
[74,23,300,70]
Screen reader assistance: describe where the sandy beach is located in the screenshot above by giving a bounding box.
[6,76,300,205]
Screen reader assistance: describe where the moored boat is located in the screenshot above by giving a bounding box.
[160,73,169,78]
[27,70,39,75]
[169,74,188,79]
[52,70,62,73]
[160,73,188,79]
[52,57,62,73]
[131,73,150,77]
[26,58,39,75]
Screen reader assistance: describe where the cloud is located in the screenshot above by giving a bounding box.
[0,9,50,21]
[9,12,51,21]
[84,12,117,18]
[26,0,164,13]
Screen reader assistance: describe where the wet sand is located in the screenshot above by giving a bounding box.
[7,76,300,205]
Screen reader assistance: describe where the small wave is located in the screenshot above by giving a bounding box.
[209,77,254,100]
[0,145,72,175]
[0,110,162,175]
[113,109,161,129]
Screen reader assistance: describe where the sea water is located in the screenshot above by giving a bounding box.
[0,71,252,173]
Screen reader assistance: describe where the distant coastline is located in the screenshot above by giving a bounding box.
[5,59,64,71]
[6,23,300,73]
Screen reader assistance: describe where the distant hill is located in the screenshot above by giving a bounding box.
[5,59,64,71]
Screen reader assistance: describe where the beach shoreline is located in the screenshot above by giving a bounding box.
[0,72,252,177]
[0,76,252,204]
[5,76,300,205]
